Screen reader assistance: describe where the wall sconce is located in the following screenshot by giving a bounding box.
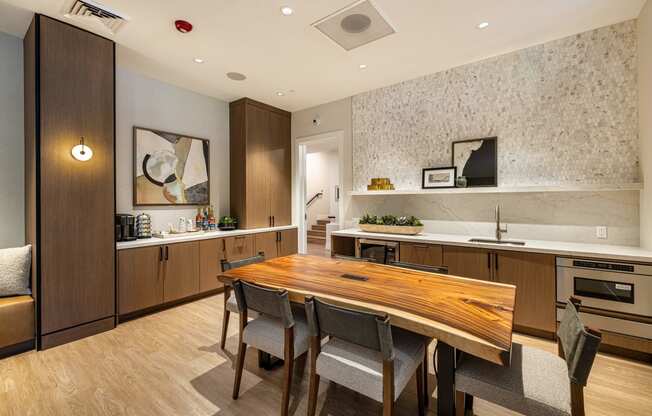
[71,136,93,161]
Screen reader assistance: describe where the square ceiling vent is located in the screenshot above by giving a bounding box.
[312,0,396,51]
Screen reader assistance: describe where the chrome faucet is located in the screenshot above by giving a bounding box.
[495,205,508,241]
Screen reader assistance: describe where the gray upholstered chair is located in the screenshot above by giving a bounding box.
[231,279,310,416]
[219,254,265,349]
[455,298,602,416]
[305,296,427,416]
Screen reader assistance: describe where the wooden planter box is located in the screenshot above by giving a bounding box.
[358,224,424,235]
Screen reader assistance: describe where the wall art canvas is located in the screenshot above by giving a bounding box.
[134,127,210,206]
[452,137,497,187]
[422,167,456,189]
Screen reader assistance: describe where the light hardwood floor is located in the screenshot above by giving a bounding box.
[1,294,650,415]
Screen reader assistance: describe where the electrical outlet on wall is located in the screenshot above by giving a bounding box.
[596,226,608,239]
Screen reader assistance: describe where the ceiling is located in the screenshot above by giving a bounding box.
[0,0,646,111]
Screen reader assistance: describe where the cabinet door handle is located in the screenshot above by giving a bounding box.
[269,216,272,227]
[165,246,169,261]
[272,216,275,227]
[412,244,429,249]
[222,239,226,251]
[487,252,491,269]
[159,246,163,262]
[495,253,499,271]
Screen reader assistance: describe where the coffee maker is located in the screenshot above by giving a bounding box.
[115,214,137,241]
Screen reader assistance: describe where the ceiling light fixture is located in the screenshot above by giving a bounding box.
[226,72,247,81]
[477,22,490,29]
[276,92,285,96]
[193,57,204,64]
[359,64,367,70]
[280,6,294,16]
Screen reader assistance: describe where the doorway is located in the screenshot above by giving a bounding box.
[295,131,345,255]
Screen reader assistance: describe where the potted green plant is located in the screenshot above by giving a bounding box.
[218,216,238,231]
[358,214,423,235]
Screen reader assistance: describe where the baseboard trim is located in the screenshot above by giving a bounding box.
[118,288,223,324]
[0,339,35,359]
[40,316,115,350]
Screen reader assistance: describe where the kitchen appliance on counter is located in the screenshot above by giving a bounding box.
[355,238,399,264]
[556,257,652,340]
[136,213,152,239]
[115,214,137,242]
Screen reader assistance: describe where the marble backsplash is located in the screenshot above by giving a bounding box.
[347,191,640,246]
[352,21,639,191]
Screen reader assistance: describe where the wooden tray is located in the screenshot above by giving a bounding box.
[358,224,424,235]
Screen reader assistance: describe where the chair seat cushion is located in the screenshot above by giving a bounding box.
[456,343,571,416]
[316,327,426,403]
[243,309,310,359]
[0,296,34,348]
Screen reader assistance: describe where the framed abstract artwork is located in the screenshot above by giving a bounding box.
[133,126,210,206]
[451,137,497,187]
[422,167,457,189]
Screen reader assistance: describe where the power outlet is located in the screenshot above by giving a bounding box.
[596,226,608,240]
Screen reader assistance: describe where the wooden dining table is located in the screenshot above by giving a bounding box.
[218,254,516,416]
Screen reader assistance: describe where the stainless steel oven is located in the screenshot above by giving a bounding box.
[355,239,399,264]
[556,257,652,339]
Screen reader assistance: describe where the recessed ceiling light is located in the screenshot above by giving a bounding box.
[477,22,490,29]
[193,57,204,64]
[276,91,285,96]
[226,72,247,81]
[280,6,294,16]
[359,64,367,70]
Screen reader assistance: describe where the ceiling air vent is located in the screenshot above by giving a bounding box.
[62,0,128,34]
[312,0,396,51]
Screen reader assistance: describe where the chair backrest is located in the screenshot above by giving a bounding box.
[305,296,394,360]
[221,253,265,272]
[232,279,294,328]
[557,299,602,386]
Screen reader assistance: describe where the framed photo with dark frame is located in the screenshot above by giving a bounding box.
[422,167,457,189]
[451,137,497,187]
[133,126,210,206]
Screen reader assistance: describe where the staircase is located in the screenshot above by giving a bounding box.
[307,219,329,245]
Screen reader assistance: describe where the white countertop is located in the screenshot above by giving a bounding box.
[117,225,298,250]
[332,228,652,263]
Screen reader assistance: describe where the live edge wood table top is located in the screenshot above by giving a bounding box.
[218,254,516,366]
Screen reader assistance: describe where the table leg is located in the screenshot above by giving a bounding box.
[436,341,455,416]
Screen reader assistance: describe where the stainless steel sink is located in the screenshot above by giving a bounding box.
[468,238,526,246]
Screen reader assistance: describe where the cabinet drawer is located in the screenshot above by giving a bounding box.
[224,235,255,261]
[399,242,443,267]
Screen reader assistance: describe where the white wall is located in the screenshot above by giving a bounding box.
[306,150,339,226]
[116,68,230,231]
[640,0,652,249]
[0,31,23,249]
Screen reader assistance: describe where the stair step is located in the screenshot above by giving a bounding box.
[312,224,326,231]
[307,236,326,245]
[308,230,326,237]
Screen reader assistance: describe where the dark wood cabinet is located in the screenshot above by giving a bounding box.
[255,232,279,260]
[400,243,443,267]
[230,98,292,229]
[278,229,298,257]
[442,246,493,281]
[24,15,116,348]
[224,235,255,261]
[118,247,164,315]
[199,239,225,292]
[495,251,556,334]
[163,242,200,303]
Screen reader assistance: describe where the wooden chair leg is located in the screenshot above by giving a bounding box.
[382,359,395,416]
[455,391,466,416]
[232,340,247,399]
[570,383,585,416]
[307,337,321,416]
[416,362,425,416]
[281,328,295,416]
[423,348,429,408]
[220,310,230,350]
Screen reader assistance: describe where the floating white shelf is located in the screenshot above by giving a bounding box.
[349,183,643,196]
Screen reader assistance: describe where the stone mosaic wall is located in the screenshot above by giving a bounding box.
[352,21,639,190]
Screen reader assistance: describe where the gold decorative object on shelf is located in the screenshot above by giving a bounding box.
[367,177,395,191]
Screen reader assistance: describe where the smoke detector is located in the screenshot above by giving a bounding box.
[62,0,129,34]
[312,0,395,51]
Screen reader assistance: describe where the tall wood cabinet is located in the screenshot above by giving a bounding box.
[230,98,292,229]
[24,15,116,349]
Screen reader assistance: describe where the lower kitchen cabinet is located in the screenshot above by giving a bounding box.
[278,229,298,257]
[495,251,556,334]
[163,242,200,303]
[199,239,225,292]
[442,245,493,281]
[224,235,254,261]
[399,242,443,266]
[118,246,164,315]
[255,231,279,259]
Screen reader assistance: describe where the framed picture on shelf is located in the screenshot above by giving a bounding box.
[452,137,497,187]
[133,126,210,206]
[422,167,457,189]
